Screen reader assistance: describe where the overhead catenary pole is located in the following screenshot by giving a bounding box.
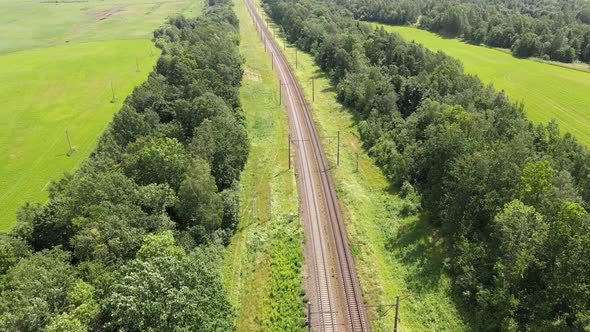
[356,152,359,172]
[307,302,311,332]
[311,78,315,102]
[136,57,140,72]
[337,130,340,166]
[279,79,282,105]
[253,191,258,220]
[394,295,400,332]
[269,188,272,220]
[288,133,291,170]
[295,49,298,69]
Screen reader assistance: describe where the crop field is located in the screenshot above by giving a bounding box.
[377,25,590,146]
[0,0,198,230]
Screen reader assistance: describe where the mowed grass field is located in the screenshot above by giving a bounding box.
[377,24,590,146]
[0,0,199,230]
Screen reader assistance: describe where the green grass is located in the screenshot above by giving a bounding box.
[223,0,304,331]
[0,0,195,54]
[376,24,590,146]
[0,0,199,230]
[257,7,468,332]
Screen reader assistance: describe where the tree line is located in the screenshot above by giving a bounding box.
[0,1,247,330]
[340,0,590,63]
[263,0,590,330]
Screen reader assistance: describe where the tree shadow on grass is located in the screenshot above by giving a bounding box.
[311,69,336,94]
[382,211,476,329]
[384,213,445,293]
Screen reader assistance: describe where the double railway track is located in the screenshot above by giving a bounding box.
[244,1,370,331]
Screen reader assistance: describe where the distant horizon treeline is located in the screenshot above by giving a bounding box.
[339,0,590,64]
[0,0,246,330]
[264,0,590,330]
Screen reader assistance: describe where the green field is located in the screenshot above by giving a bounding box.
[0,0,198,230]
[377,24,590,146]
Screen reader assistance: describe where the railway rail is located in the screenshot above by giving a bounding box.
[244,1,371,331]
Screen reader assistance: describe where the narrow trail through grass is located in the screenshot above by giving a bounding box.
[379,24,590,147]
[256,6,468,331]
[223,0,304,330]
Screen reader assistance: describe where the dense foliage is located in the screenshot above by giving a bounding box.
[0,1,246,330]
[340,0,590,63]
[264,0,590,330]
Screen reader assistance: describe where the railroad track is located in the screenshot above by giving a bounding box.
[244,1,370,331]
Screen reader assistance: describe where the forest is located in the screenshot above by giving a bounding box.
[263,0,590,330]
[340,0,590,63]
[0,0,247,330]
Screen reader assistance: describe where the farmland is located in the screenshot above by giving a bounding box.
[377,24,590,146]
[0,0,198,230]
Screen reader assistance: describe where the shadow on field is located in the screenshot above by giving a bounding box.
[385,214,445,292]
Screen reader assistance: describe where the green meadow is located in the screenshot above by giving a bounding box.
[377,24,590,146]
[0,0,199,230]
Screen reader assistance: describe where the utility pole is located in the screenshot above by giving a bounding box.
[394,295,400,332]
[110,80,116,103]
[65,129,74,156]
[271,52,274,70]
[337,130,340,166]
[288,133,291,170]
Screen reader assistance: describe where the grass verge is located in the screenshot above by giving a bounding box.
[223,0,305,330]
[256,5,468,331]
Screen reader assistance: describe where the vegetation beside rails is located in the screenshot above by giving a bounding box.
[224,0,305,331]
